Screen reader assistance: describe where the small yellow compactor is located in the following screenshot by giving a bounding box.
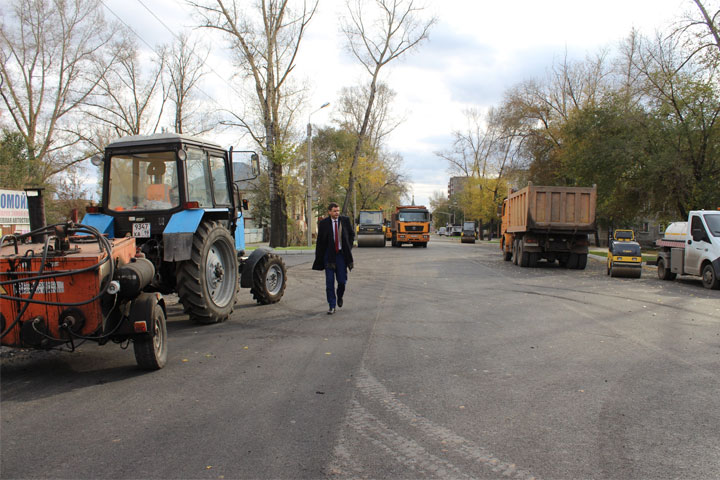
[607,229,642,278]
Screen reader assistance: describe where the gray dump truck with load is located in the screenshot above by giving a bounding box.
[500,183,597,268]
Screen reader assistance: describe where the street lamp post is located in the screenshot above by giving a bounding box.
[307,102,330,248]
[434,211,455,228]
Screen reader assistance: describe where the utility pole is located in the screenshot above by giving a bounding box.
[306,102,330,247]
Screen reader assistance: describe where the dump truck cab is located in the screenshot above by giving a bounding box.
[391,205,430,248]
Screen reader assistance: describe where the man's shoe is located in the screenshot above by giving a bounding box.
[337,297,343,308]
[327,307,336,315]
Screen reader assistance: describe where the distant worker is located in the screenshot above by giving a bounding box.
[313,202,354,314]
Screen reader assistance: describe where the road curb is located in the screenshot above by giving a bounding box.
[246,248,314,255]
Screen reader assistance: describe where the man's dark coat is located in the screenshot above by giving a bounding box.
[312,215,354,271]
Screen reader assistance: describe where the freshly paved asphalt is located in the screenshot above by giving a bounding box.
[2,236,719,479]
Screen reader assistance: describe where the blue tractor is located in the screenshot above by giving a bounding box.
[83,133,286,324]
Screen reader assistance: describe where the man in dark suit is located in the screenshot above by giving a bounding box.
[312,202,354,314]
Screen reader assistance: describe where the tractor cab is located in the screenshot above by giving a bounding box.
[82,133,286,326]
[89,133,258,244]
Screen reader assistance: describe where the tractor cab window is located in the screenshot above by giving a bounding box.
[209,154,230,205]
[186,148,213,207]
[107,151,179,211]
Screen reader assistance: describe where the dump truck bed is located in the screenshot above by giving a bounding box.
[506,184,596,233]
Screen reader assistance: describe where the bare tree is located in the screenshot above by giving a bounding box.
[336,81,401,152]
[190,0,318,247]
[0,0,118,185]
[78,35,169,142]
[672,0,720,66]
[168,32,212,135]
[340,0,436,216]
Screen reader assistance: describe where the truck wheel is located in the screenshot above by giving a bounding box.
[251,253,287,304]
[607,259,611,275]
[657,258,676,281]
[176,221,239,324]
[133,302,167,370]
[701,263,720,290]
[502,240,512,261]
[567,253,579,269]
[519,242,530,267]
[577,254,588,270]
[512,240,519,265]
[528,252,538,268]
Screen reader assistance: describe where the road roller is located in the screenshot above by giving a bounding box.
[607,229,642,278]
[356,210,386,247]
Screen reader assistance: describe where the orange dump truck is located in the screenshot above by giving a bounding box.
[500,183,597,269]
[391,205,430,248]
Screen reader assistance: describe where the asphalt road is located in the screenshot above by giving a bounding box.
[2,236,719,479]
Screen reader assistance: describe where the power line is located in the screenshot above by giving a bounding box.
[133,0,248,106]
[99,0,251,130]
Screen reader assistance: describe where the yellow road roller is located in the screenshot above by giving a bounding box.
[356,210,386,247]
[607,229,642,278]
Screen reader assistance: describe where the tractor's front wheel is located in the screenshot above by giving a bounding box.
[176,221,239,324]
[251,253,287,304]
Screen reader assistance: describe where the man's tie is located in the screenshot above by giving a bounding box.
[334,220,339,253]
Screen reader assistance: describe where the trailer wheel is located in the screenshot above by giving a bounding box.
[701,263,720,290]
[177,221,239,324]
[251,253,287,304]
[133,302,167,370]
[657,257,676,281]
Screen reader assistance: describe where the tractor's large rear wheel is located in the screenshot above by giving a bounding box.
[176,221,239,324]
[250,253,287,304]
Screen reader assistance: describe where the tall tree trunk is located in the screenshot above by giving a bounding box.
[343,79,377,216]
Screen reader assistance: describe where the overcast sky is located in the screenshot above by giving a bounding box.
[103,0,691,207]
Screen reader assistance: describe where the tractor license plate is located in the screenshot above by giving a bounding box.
[132,223,151,238]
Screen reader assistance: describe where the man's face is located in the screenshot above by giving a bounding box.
[328,206,340,219]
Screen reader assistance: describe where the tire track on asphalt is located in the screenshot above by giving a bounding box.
[328,248,539,479]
